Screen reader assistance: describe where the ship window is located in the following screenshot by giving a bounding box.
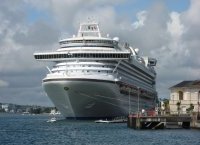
[98,70,100,72]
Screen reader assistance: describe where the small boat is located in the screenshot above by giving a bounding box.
[95,118,127,123]
[47,117,57,123]
[95,119,110,123]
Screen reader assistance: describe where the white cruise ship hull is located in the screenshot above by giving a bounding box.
[43,78,155,119]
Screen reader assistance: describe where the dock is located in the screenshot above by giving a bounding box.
[127,115,192,129]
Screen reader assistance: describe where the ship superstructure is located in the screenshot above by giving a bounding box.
[34,22,157,119]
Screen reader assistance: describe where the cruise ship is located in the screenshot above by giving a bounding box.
[34,21,158,119]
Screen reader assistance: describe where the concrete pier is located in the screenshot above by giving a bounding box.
[127,115,192,129]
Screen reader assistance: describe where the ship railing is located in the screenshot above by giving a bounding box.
[34,49,130,53]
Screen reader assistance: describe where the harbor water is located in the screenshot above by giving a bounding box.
[0,114,200,145]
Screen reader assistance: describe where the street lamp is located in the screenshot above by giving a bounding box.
[137,87,140,117]
[198,91,200,120]
[128,88,131,115]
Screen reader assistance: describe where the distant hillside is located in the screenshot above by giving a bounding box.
[0,102,56,114]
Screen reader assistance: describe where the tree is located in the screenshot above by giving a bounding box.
[186,103,194,114]
[162,99,170,115]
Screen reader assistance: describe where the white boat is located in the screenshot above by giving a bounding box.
[47,117,57,123]
[95,119,110,123]
[95,118,127,123]
[34,21,158,119]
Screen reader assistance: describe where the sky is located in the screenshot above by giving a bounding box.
[0,0,200,106]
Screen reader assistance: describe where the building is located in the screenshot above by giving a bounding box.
[1,104,9,112]
[169,80,200,114]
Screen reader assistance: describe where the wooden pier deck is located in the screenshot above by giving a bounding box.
[127,115,192,129]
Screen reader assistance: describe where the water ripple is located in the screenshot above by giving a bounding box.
[0,114,200,145]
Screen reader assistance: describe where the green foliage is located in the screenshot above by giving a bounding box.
[0,108,5,113]
[162,99,170,114]
[186,103,194,113]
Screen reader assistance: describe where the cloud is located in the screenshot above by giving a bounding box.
[167,12,185,38]
[0,80,9,87]
[0,0,200,106]
[13,21,59,46]
[132,11,147,29]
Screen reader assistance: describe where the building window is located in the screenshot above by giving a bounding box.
[179,91,183,100]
